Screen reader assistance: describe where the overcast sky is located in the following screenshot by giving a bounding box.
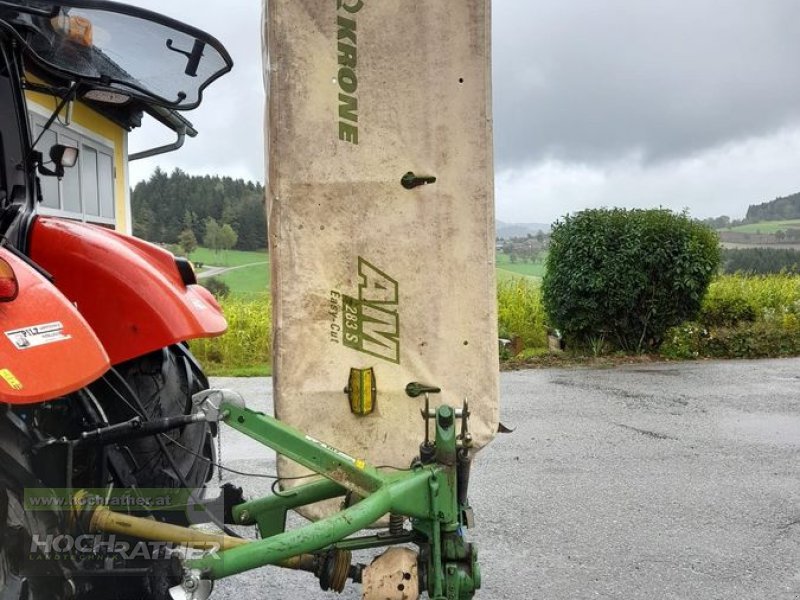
[127,1,800,225]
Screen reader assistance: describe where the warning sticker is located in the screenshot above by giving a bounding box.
[0,369,22,390]
[5,321,71,350]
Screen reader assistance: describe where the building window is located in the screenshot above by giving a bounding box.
[29,114,115,225]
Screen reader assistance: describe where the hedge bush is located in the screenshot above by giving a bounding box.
[201,277,231,299]
[542,208,720,352]
[661,320,800,359]
[662,274,800,359]
[699,294,757,327]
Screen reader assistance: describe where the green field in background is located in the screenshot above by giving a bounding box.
[191,247,268,268]
[217,264,270,296]
[724,220,800,234]
[195,247,548,295]
[495,252,547,280]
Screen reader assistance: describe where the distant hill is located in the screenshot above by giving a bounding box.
[745,192,800,223]
[496,220,551,239]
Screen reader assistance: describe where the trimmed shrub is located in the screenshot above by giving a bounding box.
[662,320,800,360]
[542,208,720,352]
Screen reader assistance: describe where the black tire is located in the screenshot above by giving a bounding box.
[110,345,215,490]
[0,415,66,599]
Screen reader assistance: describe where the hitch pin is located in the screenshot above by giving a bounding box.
[422,393,430,446]
[420,406,469,420]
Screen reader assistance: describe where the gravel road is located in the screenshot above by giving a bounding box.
[209,358,800,599]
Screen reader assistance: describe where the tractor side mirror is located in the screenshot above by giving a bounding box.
[50,144,79,170]
[38,144,79,179]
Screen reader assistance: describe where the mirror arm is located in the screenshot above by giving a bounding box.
[24,81,78,171]
[129,126,186,161]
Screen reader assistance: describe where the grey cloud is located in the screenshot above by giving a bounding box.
[493,0,800,168]
[124,0,800,216]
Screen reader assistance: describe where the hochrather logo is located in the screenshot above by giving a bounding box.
[340,258,400,364]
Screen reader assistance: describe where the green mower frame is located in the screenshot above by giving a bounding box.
[80,388,481,600]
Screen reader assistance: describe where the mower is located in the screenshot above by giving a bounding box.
[0,2,494,599]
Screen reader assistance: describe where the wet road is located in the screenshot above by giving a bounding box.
[210,358,800,599]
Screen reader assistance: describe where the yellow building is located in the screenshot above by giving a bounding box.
[24,77,194,234]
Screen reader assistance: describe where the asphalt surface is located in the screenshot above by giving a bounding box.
[209,358,800,599]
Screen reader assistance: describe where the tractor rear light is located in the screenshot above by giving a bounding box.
[0,258,18,302]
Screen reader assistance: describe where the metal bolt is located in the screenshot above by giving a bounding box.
[239,510,250,524]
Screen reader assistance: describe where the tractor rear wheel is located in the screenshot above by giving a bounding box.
[0,416,66,599]
[111,345,215,490]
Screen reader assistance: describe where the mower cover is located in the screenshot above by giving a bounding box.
[265,0,498,518]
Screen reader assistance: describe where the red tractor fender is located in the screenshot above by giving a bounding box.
[0,247,110,404]
[28,217,227,365]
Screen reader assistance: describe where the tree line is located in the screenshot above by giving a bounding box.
[132,168,267,251]
[721,248,800,275]
[699,191,800,230]
[745,192,800,223]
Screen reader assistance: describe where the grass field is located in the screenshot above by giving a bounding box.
[194,247,548,295]
[723,220,800,234]
[495,252,547,280]
[216,264,270,296]
[191,247,270,297]
[191,247,268,268]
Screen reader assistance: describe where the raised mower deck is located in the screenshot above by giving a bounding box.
[264,0,498,521]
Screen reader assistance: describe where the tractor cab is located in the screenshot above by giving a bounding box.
[0,1,232,245]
